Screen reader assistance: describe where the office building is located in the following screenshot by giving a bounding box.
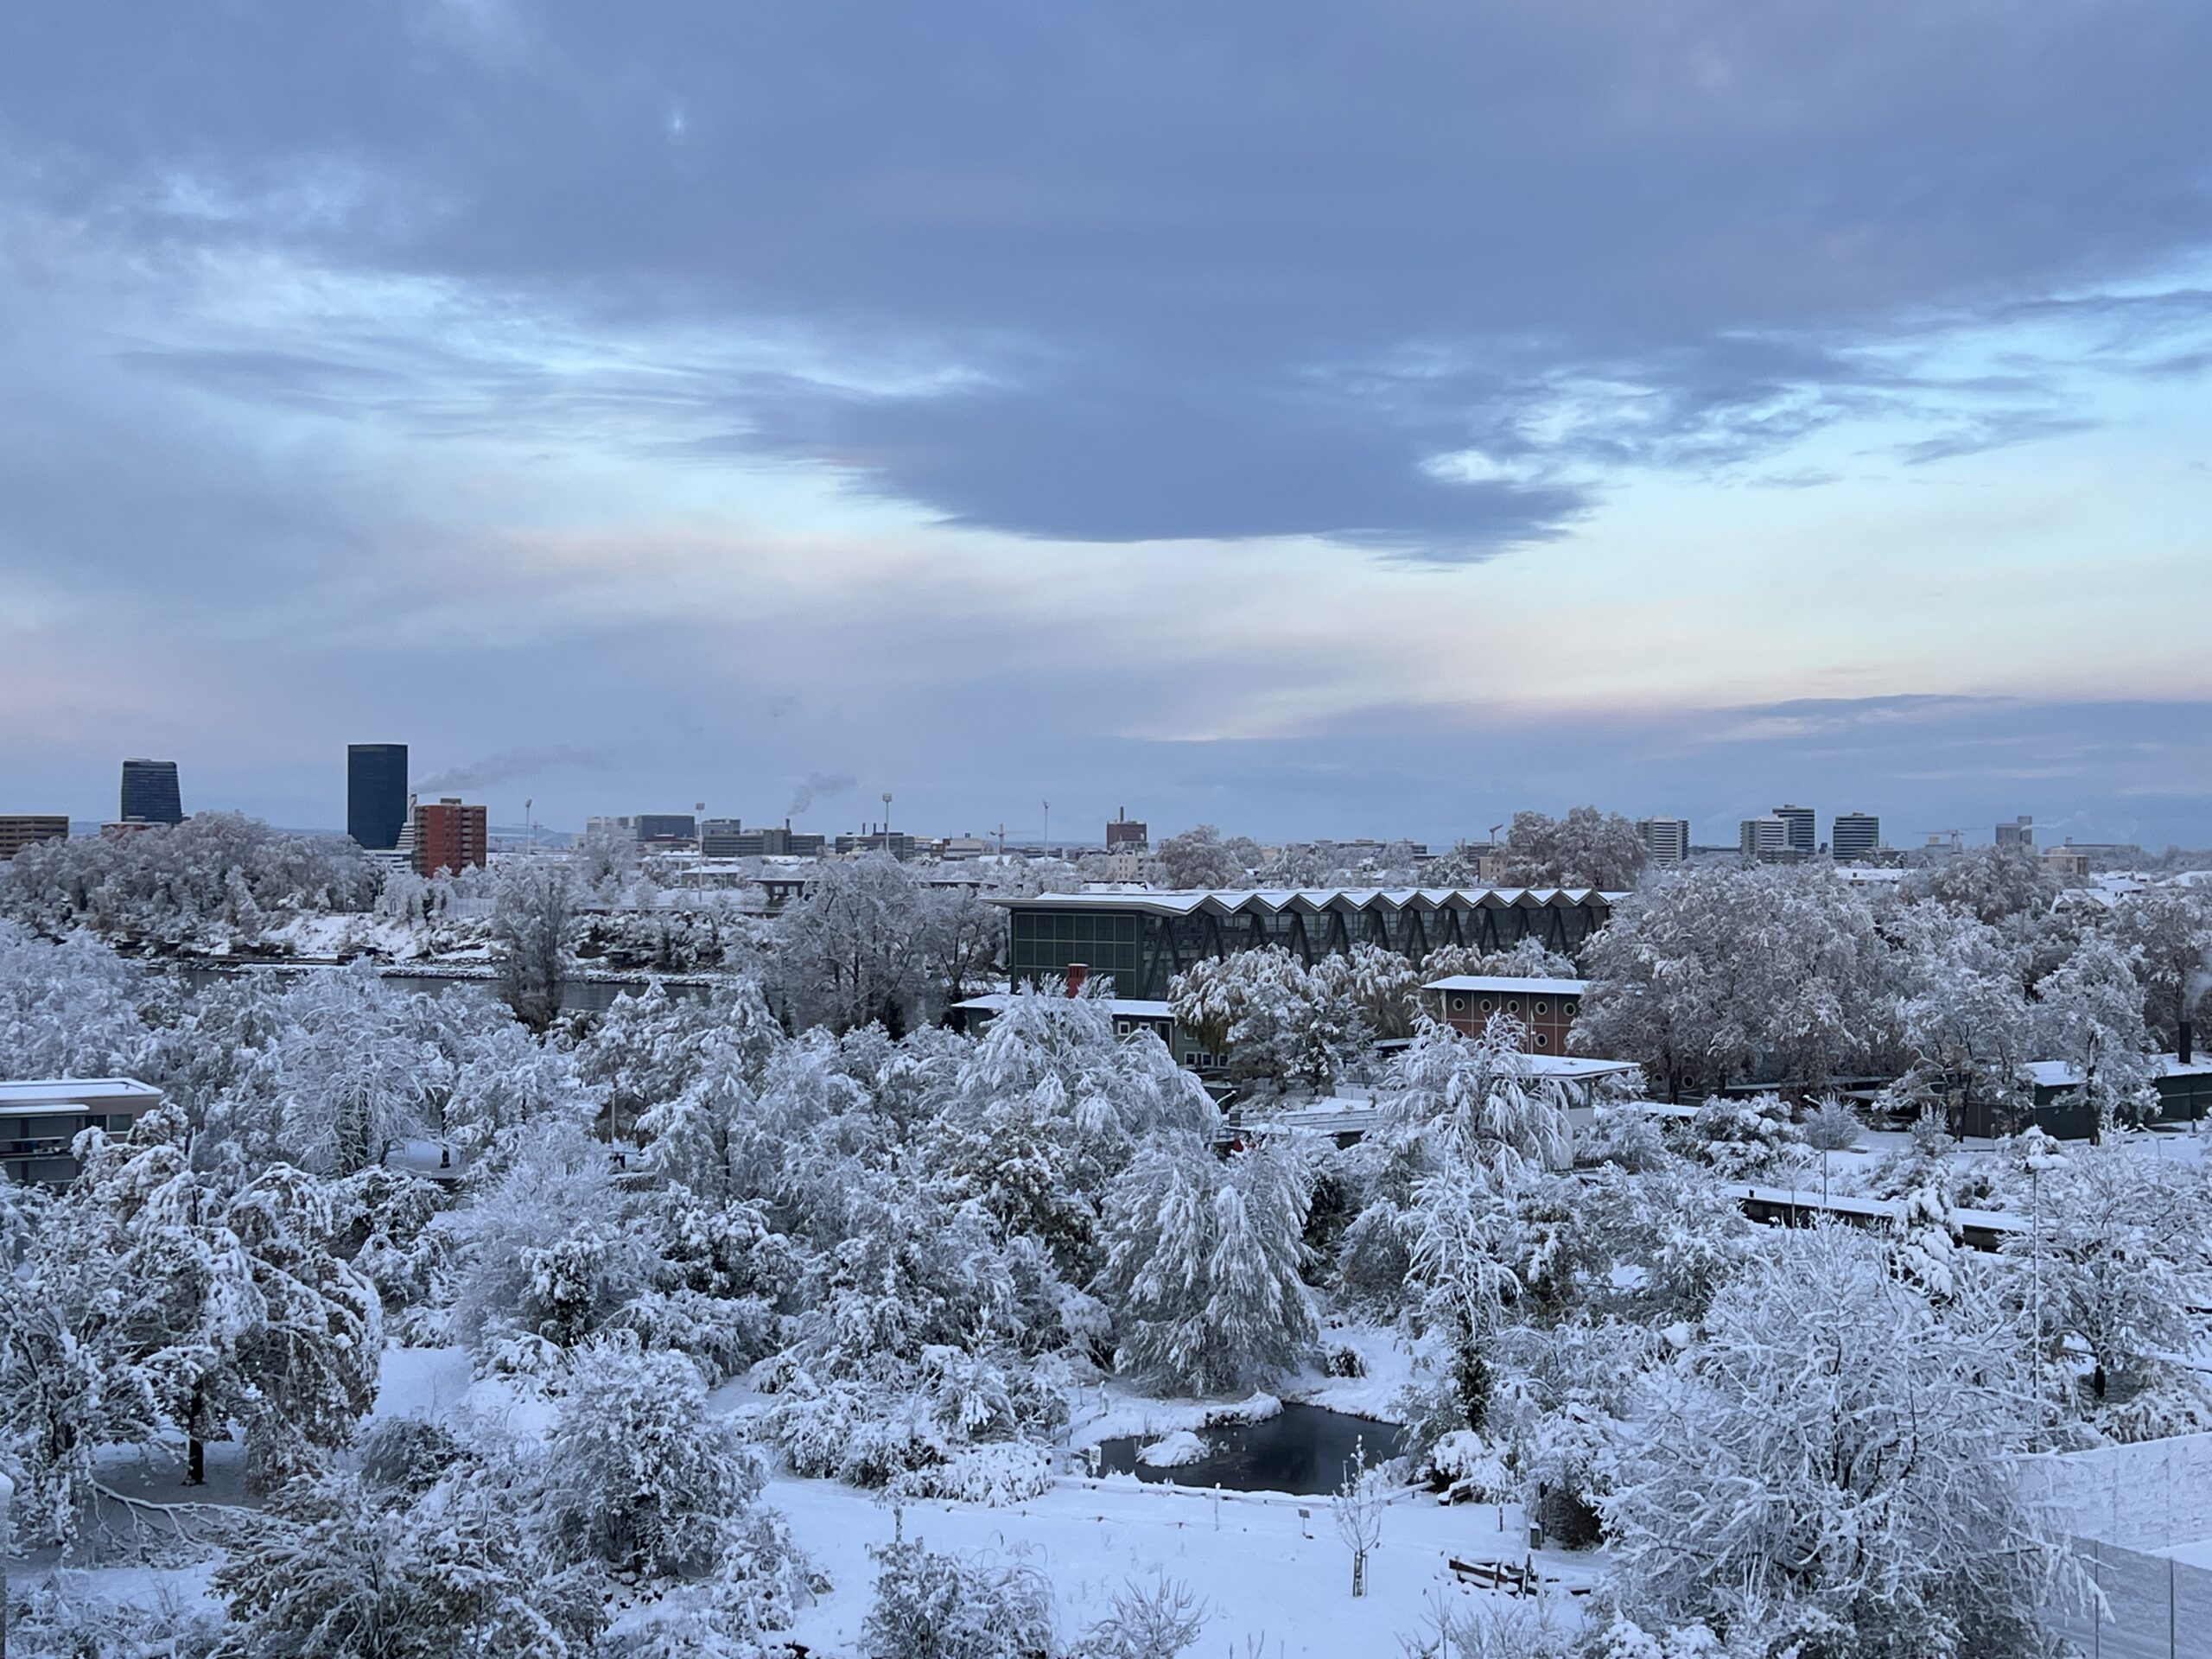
[1635,816,1691,867]
[346,743,410,850]
[635,814,697,845]
[1740,816,1789,860]
[1832,812,1880,862]
[1002,886,1620,1001]
[1105,811,1149,852]
[1772,804,1815,856]
[1995,815,2035,849]
[700,818,747,857]
[0,816,69,861]
[119,759,183,825]
[413,798,488,876]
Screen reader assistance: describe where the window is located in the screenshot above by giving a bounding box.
[1115,1020,1131,1035]
[1479,997,1496,1014]
[1505,999,1521,1014]
[1450,995,1466,1012]
[1534,1033,1550,1049]
[1564,1000,1580,1017]
[1532,1000,1548,1016]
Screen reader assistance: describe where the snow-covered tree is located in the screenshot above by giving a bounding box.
[1605,1225,2078,1657]
[0,923,156,1080]
[2104,881,2212,1048]
[770,855,948,1034]
[862,1538,1054,1659]
[1145,824,1258,890]
[1166,946,1365,1095]
[541,1338,779,1583]
[1906,842,2062,926]
[271,961,444,1174]
[493,856,580,1032]
[1308,943,1423,1040]
[2031,934,2158,1132]
[1094,1134,1315,1395]
[1892,903,2037,1129]
[1495,806,1647,891]
[444,1020,601,1153]
[1578,863,1895,1097]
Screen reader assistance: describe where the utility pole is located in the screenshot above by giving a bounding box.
[1042,800,1050,860]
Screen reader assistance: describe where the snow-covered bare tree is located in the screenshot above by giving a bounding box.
[1332,1436,1386,1599]
[1145,824,1258,890]
[1605,1225,2078,1657]
[270,961,443,1175]
[2105,881,2212,1048]
[1892,902,2037,1129]
[1167,946,1366,1095]
[770,855,944,1034]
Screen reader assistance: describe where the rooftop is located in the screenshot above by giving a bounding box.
[0,1077,162,1108]
[1423,975,1590,995]
[995,887,1622,917]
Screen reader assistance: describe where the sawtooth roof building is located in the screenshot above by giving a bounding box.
[996,887,1622,1000]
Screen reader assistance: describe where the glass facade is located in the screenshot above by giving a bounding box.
[118,759,182,825]
[1006,894,1609,998]
[346,744,410,850]
[1009,909,1141,991]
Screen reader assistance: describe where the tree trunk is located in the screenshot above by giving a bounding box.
[187,1383,206,1486]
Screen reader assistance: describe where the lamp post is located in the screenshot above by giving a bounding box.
[1041,800,1050,861]
[2,1465,12,1658]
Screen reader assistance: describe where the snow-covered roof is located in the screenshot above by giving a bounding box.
[0,1077,162,1112]
[1726,1182,2026,1236]
[1422,976,1590,995]
[995,887,1621,917]
[954,993,1175,1020]
[2022,1056,2212,1088]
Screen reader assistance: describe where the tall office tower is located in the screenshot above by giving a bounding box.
[1772,804,1815,855]
[346,744,410,850]
[118,759,183,825]
[1740,816,1789,860]
[1635,816,1691,867]
[1832,812,1880,862]
[1995,815,2035,849]
[412,798,488,875]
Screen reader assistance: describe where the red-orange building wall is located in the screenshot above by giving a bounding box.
[414,799,487,875]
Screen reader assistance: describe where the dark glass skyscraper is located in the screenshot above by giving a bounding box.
[118,759,183,824]
[347,744,410,850]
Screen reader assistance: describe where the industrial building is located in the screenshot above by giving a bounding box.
[997,887,1621,1001]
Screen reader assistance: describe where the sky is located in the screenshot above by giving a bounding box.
[3,2,2210,852]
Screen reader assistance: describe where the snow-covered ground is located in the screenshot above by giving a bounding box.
[18,1342,1600,1655]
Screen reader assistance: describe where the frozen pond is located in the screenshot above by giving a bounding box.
[1095,1403,1406,1496]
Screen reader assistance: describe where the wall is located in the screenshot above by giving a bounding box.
[2020,1432,2212,1551]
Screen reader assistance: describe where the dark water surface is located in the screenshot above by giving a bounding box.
[1094,1403,1406,1496]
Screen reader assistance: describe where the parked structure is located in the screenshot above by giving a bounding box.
[118,758,183,825]
[413,797,488,875]
[1,1078,162,1185]
[346,742,409,851]
[998,887,1620,1001]
[0,815,68,861]
[1425,974,1589,1053]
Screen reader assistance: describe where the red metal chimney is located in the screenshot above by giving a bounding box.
[1065,963,1089,998]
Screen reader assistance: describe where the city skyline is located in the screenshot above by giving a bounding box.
[3,6,2209,848]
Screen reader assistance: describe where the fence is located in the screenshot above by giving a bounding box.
[2065,1539,2212,1659]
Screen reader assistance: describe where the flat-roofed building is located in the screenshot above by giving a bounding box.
[0,815,69,861]
[346,743,409,851]
[1,1077,162,1185]
[1425,973,1590,1054]
[1831,812,1880,862]
[999,887,1620,1001]
[1636,816,1690,867]
[1740,816,1789,860]
[119,758,183,825]
[413,798,488,875]
[1772,804,1816,855]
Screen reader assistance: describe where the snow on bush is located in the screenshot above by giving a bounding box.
[1135,1429,1208,1469]
[889,1440,1058,1506]
[861,1537,1056,1659]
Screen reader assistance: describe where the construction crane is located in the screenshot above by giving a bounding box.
[1916,829,1967,851]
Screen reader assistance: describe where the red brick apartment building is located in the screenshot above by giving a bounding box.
[413,797,488,875]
